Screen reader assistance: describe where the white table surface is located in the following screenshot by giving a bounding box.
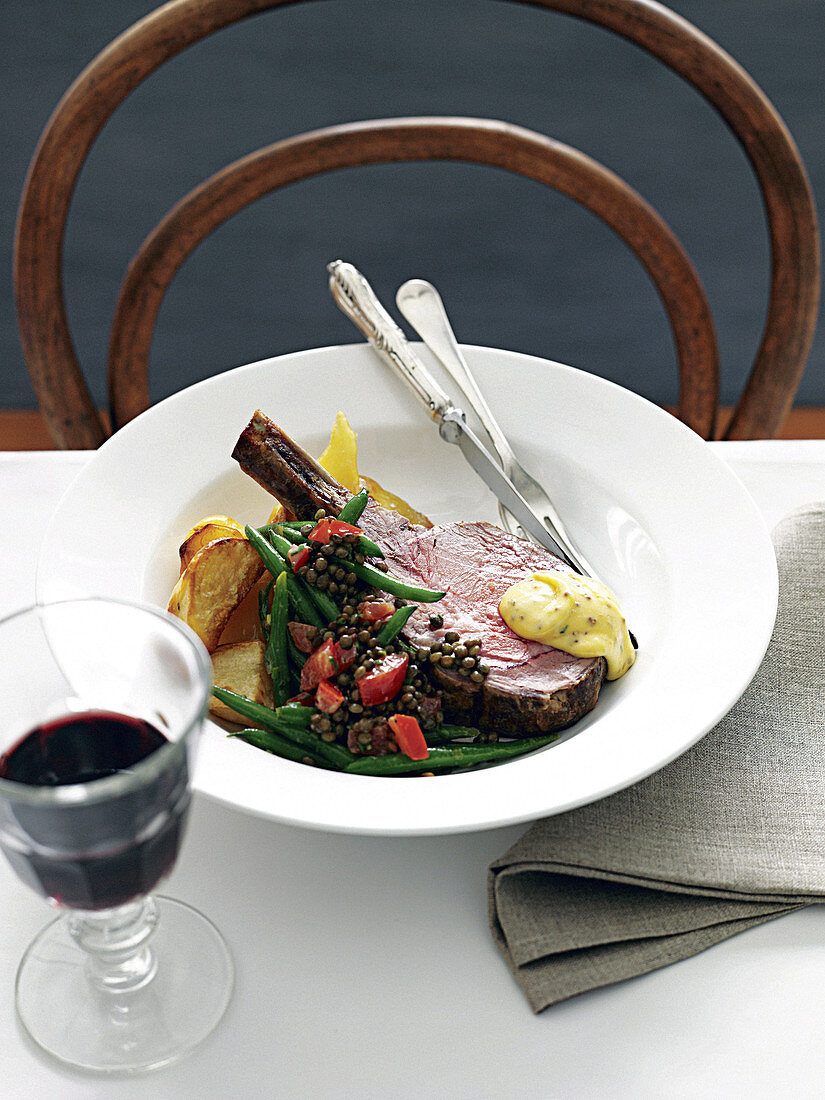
[2,441,825,1098]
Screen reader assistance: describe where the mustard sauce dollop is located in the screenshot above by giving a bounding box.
[498,571,636,680]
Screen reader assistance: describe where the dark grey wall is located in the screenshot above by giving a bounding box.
[3,1,822,415]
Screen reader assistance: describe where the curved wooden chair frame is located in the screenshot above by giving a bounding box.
[109,117,718,434]
[15,0,819,448]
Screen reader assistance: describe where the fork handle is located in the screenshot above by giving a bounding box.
[395,279,517,473]
[397,278,599,581]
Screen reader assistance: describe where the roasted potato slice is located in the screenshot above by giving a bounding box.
[179,514,246,572]
[209,639,274,722]
[168,536,264,651]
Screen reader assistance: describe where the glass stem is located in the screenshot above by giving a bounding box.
[67,895,159,993]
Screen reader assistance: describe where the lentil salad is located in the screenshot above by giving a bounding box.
[214,488,560,776]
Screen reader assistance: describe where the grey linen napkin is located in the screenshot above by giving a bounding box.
[488,502,825,1011]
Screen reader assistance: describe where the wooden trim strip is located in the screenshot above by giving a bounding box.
[3,406,825,452]
[0,409,111,450]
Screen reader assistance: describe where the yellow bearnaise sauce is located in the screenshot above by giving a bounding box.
[498,571,635,680]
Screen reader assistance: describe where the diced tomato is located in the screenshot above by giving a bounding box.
[388,714,429,760]
[315,679,344,714]
[307,518,362,544]
[306,519,332,544]
[330,519,362,536]
[357,600,395,623]
[357,653,409,706]
[288,545,311,573]
[287,691,313,705]
[334,641,357,670]
[288,621,319,654]
[300,639,339,691]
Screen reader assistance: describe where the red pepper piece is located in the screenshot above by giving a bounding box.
[288,621,319,654]
[307,518,363,543]
[334,641,357,670]
[357,652,409,706]
[289,545,311,573]
[329,519,362,536]
[307,518,332,544]
[357,599,395,623]
[300,639,339,692]
[315,679,344,714]
[388,714,429,760]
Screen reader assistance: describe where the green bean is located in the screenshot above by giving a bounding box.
[286,633,307,669]
[229,728,328,768]
[244,525,326,629]
[345,558,444,603]
[258,576,274,639]
[270,524,305,544]
[337,488,369,524]
[264,528,340,621]
[266,521,384,562]
[374,604,417,645]
[343,733,559,775]
[264,525,308,560]
[266,571,290,706]
[424,723,483,744]
[296,579,340,624]
[211,688,353,768]
[212,687,287,729]
[245,523,285,572]
[273,702,315,727]
[353,533,384,559]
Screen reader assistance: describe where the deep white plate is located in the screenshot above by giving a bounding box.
[39,344,777,835]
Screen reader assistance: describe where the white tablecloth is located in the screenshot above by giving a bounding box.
[2,443,824,1098]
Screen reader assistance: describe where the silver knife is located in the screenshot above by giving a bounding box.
[327,260,578,566]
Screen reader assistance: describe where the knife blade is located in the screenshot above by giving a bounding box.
[438,409,576,563]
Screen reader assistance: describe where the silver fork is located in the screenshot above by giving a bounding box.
[395,278,597,579]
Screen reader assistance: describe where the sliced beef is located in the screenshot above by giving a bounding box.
[373,521,607,734]
[233,411,607,736]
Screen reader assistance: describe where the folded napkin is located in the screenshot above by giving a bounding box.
[489,502,825,1011]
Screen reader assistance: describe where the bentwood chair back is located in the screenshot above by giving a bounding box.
[15,0,819,449]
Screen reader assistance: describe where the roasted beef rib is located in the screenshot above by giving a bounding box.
[233,411,607,735]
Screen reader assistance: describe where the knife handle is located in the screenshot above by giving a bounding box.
[327,260,454,423]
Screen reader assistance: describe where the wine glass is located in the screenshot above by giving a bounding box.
[0,597,233,1073]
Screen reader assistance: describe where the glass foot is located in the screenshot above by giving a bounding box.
[15,896,233,1074]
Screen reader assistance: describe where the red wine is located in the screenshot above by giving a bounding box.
[0,711,189,910]
[0,710,168,787]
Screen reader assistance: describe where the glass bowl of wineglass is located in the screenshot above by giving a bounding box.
[0,597,233,1073]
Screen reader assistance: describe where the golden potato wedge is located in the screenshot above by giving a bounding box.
[316,411,432,526]
[168,536,264,651]
[179,514,246,572]
[317,410,360,493]
[209,639,274,723]
[360,475,432,528]
[266,501,287,524]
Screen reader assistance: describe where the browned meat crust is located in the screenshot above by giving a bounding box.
[232,409,350,517]
[430,657,607,735]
